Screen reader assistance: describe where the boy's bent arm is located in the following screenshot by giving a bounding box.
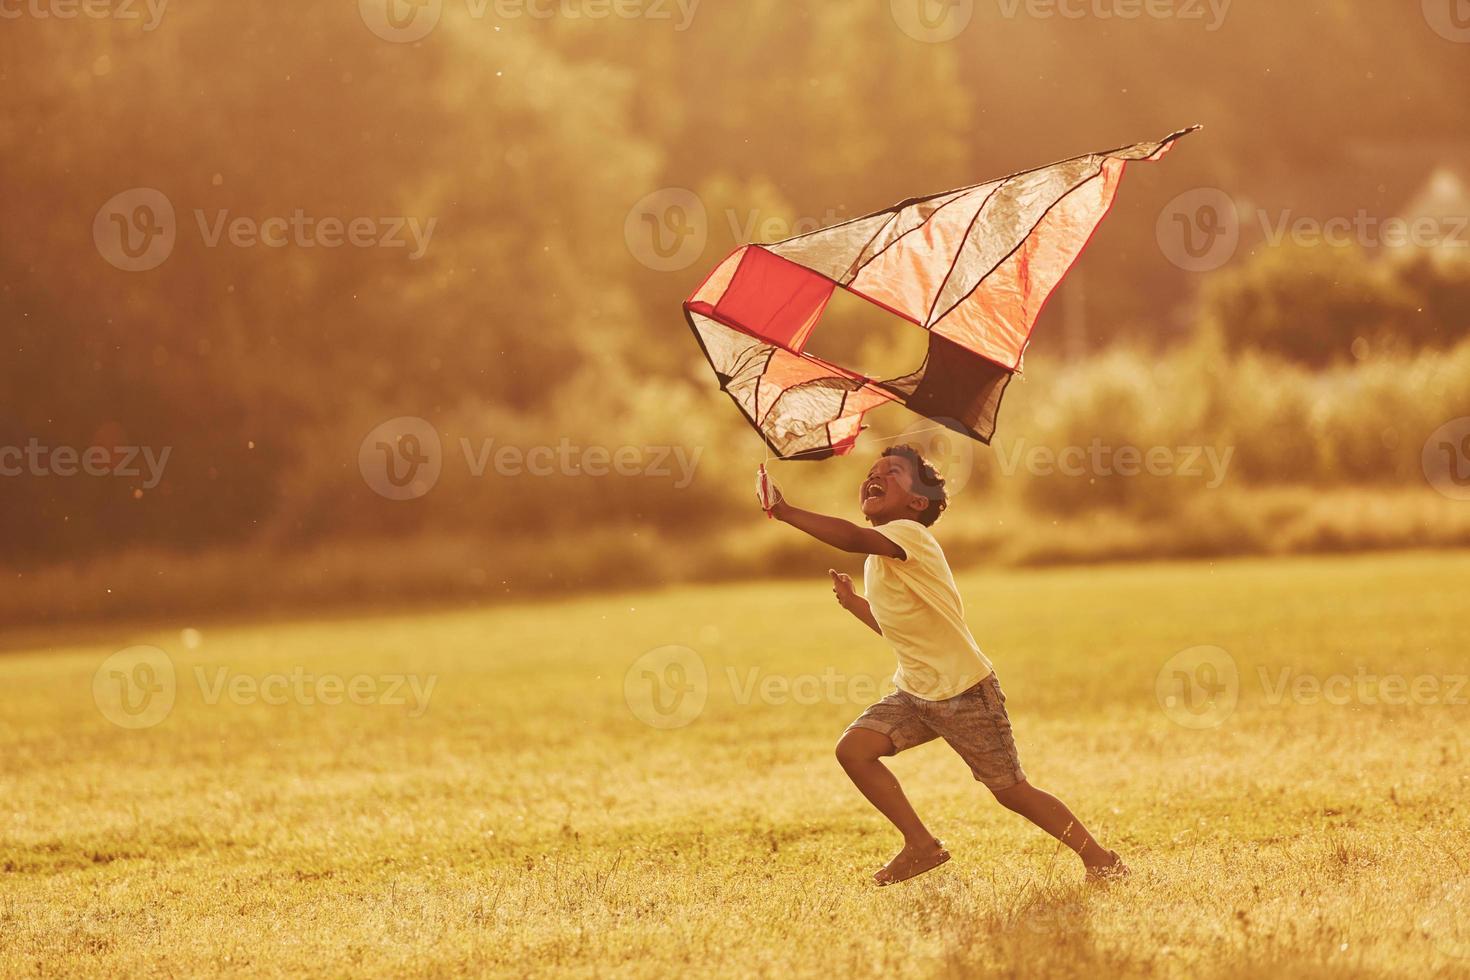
[829,569,883,635]
[845,594,883,635]
[773,502,905,558]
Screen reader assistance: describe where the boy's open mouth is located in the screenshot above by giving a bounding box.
[863,481,886,501]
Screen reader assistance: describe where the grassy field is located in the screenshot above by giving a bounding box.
[3,551,1469,978]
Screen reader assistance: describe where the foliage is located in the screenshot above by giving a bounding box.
[1200,246,1470,364]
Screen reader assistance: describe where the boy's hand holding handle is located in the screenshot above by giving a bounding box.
[756,464,782,519]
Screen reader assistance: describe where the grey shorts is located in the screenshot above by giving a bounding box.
[844,673,1027,791]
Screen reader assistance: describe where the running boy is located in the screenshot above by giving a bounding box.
[758,446,1128,885]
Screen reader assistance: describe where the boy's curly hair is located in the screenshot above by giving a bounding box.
[882,444,948,527]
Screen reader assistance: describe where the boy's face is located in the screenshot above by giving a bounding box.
[859,455,928,525]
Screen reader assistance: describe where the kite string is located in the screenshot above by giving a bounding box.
[760,421,966,515]
[762,420,963,473]
[864,422,962,446]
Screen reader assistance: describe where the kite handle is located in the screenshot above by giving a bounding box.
[758,463,775,519]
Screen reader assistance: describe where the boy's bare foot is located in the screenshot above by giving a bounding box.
[1085,849,1130,883]
[874,838,950,886]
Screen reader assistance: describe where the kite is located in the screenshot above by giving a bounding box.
[683,126,1199,460]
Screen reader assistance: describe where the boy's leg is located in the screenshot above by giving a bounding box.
[989,780,1119,873]
[927,675,1126,877]
[835,728,933,843]
[835,727,949,884]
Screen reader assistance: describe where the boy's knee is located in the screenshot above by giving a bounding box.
[835,728,890,768]
[990,780,1032,810]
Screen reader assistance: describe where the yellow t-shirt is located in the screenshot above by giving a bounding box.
[864,519,993,701]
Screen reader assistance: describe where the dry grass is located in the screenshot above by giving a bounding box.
[3,551,1469,977]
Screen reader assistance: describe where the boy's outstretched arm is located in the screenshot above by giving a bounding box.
[829,570,882,635]
[768,497,905,558]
